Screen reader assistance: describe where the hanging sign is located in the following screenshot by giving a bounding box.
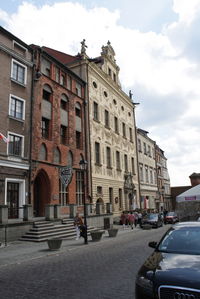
[59,166,73,187]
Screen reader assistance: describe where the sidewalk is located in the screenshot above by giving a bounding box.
[0,225,140,268]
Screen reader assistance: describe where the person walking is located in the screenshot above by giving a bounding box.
[121,211,127,229]
[74,213,83,240]
[128,212,135,229]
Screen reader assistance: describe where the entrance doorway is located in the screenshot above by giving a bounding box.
[33,170,50,217]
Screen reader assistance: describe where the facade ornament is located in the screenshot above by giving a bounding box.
[129,90,133,99]
[80,39,87,55]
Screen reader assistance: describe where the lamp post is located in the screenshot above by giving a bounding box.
[79,158,88,244]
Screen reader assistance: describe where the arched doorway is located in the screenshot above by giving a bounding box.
[33,170,51,217]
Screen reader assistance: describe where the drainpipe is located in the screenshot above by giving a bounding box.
[28,50,35,205]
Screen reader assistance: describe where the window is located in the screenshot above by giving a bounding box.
[41,118,50,139]
[106,146,111,168]
[122,123,126,138]
[75,102,81,117]
[43,87,51,101]
[67,76,72,90]
[76,171,84,205]
[113,73,116,82]
[60,75,65,86]
[76,131,81,149]
[104,91,108,97]
[144,142,147,155]
[76,82,82,97]
[59,179,69,206]
[150,169,153,184]
[124,154,128,172]
[67,150,73,166]
[8,133,23,157]
[129,128,133,142]
[61,94,68,110]
[131,157,135,175]
[114,117,119,133]
[60,125,67,145]
[119,188,122,209]
[93,102,99,121]
[148,145,151,157]
[108,68,112,77]
[41,58,51,77]
[109,187,113,204]
[93,81,97,88]
[54,148,61,164]
[39,143,47,160]
[145,166,149,183]
[105,110,109,128]
[139,164,143,181]
[116,151,121,170]
[95,142,100,165]
[97,186,102,195]
[11,59,27,85]
[55,67,60,83]
[138,139,142,152]
[9,95,25,120]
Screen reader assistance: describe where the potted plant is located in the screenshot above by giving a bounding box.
[47,238,62,250]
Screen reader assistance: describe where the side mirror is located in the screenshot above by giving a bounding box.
[148,241,157,248]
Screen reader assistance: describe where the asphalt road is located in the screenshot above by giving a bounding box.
[0,225,169,299]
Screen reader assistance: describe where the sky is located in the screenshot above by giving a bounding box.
[0,0,200,186]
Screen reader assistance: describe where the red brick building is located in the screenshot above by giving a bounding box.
[30,45,87,217]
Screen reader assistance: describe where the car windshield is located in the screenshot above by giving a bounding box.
[147,214,158,220]
[166,212,176,216]
[158,227,200,254]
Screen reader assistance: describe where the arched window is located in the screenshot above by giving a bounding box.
[54,147,61,164]
[39,143,47,161]
[43,84,52,101]
[67,150,73,166]
[75,102,81,117]
[61,94,68,110]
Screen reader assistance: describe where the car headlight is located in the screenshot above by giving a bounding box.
[136,275,153,292]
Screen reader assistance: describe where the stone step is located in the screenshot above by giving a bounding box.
[20,218,97,242]
[20,227,96,242]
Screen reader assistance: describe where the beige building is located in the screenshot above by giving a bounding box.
[51,41,140,218]
[137,128,158,210]
[155,145,171,211]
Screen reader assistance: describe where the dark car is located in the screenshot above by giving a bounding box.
[140,213,163,228]
[164,211,179,224]
[135,222,200,299]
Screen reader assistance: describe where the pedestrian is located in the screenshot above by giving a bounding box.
[74,213,83,240]
[134,211,138,227]
[128,212,135,229]
[137,211,142,226]
[121,211,127,229]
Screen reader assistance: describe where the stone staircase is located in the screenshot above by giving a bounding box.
[20,218,96,242]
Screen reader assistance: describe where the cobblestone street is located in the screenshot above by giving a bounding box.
[0,225,169,299]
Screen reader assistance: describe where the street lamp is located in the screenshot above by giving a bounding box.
[79,158,88,244]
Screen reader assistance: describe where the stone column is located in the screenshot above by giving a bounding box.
[69,204,77,218]
[23,204,33,221]
[0,205,8,224]
[45,205,54,221]
[54,204,61,219]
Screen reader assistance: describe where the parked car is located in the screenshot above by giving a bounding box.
[164,211,179,224]
[135,222,200,299]
[140,213,163,228]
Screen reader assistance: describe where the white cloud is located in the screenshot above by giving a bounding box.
[1,0,200,186]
